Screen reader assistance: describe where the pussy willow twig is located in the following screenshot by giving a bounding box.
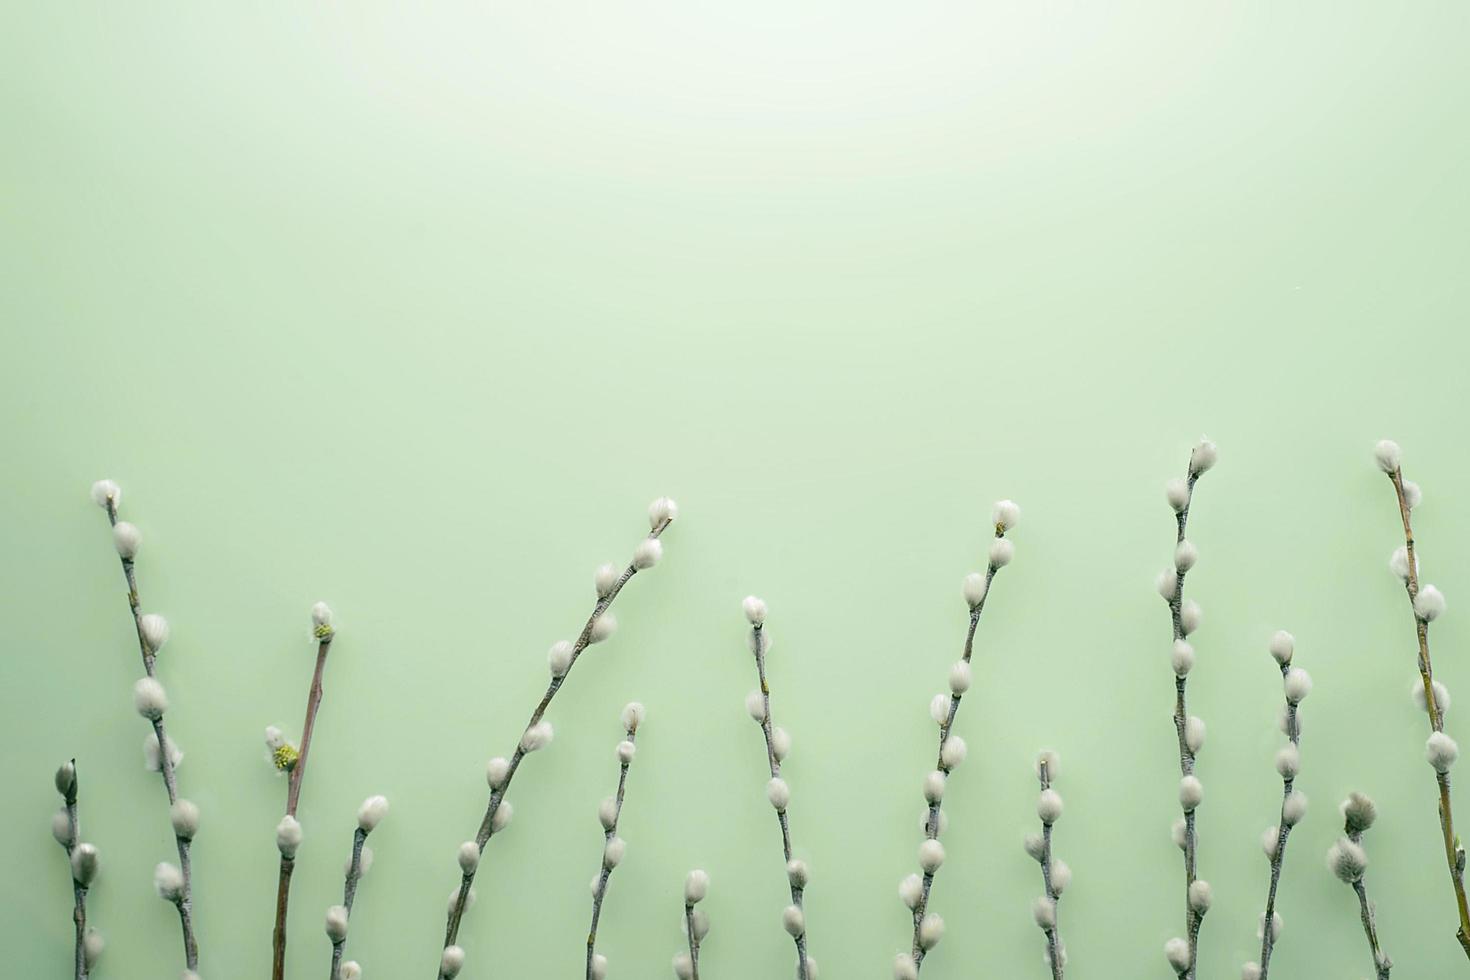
[1031,754,1067,980]
[586,705,643,980]
[52,761,98,980]
[329,795,386,980]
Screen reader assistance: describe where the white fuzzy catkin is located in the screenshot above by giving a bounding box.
[1390,545,1412,581]
[548,640,574,677]
[1033,896,1056,928]
[358,794,390,832]
[673,952,695,980]
[1258,911,1283,941]
[923,770,947,804]
[71,843,99,886]
[743,595,768,625]
[341,963,362,980]
[894,953,919,980]
[1413,678,1452,715]
[787,859,809,888]
[1188,879,1213,912]
[633,538,663,570]
[52,808,74,847]
[940,735,967,770]
[597,796,619,831]
[1281,790,1308,826]
[1374,440,1402,473]
[91,479,122,508]
[1327,837,1369,882]
[143,732,182,772]
[1416,585,1447,622]
[1023,834,1046,862]
[154,861,185,902]
[448,886,477,914]
[1172,640,1195,677]
[989,538,1015,568]
[1275,744,1301,779]
[1427,731,1460,772]
[962,572,988,607]
[440,945,466,978]
[113,521,142,558]
[140,613,170,653]
[617,740,637,763]
[1165,478,1190,513]
[520,721,554,752]
[1342,792,1378,835]
[276,815,303,859]
[782,904,805,937]
[922,808,950,836]
[170,799,200,840]
[1185,716,1206,754]
[311,601,333,629]
[621,701,647,731]
[992,499,1021,531]
[899,873,923,909]
[917,912,945,949]
[1261,825,1280,860]
[685,869,710,904]
[1190,438,1219,475]
[1175,539,1198,572]
[648,496,678,529]
[1157,568,1179,602]
[595,564,621,598]
[1241,963,1262,980]
[1171,819,1187,850]
[1404,480,1423,509]
[589,614,618,644]
[929,693,951,726]
[949,661,973,694]
[1268,630,1295,666]
[767,777,791,811]
[133,677,169,720]
[603,837,626,869]
[1037,788,1063,824]
[1051,860,1072,894]
[1179,775,1204,810]
[1283,667,1312,704]
[1035,750,1060,780]
[1164,937,1190,972]
[354,846,374,877]
[325,904,349,942]
[771,726,791,761]
[82,928,104,967]
[486,757,510,789]
[491,800,514,833]
[590,953,608,980]
[747,690,768,722]
[918,838,945,873]
[1179,600,1202,636]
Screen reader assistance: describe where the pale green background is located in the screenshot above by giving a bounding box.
[3,3,1468,978]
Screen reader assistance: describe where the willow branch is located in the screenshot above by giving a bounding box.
[1032,756,1067,980]
[330,826,371,980]
[53,761,96,980]
[587,711,641,980]
[1253,643,1307,980]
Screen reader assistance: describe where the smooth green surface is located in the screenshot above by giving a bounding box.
[3,3,1469,977]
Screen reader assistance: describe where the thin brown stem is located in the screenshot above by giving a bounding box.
[330,827,371,980]
[436,512,674,978]
[587,724,638,980]
[100,498,198,972]
[1386,466,1470,959]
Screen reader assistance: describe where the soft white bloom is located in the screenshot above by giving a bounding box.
[743,595,768,625]
[486,757,510,789]
[1261,825,1281,860]
[1164,937,1190,972]
[548,641,574,677]
[1342,792,1378,835]
[82,928,104,967]
[325,905,349,943]
[1413,679,1451,716]
[71,843,99,886]
[143,732,183,772]
[589,614,618,644]
[153,862,185,902]
[802,956,819,978]
[940,735,967,770]
[1275,744,1301,779]
[989,538,1014,568]
[1190,439,1218,476]
[1174,539,1198,572]
[747,690,768,722]
[52,808,74,847]
[917,912,944,949]
[962,572,988,607]
[1156,568,1179,602]
[1283,667,1312,704]
[1281,790,1308,826]
[1268,630,1294,666]
[1327,837,1369,882]
[358,795,389,832]
[1033,896,1056,928]
[90,479,121,508]
[923,770,946,804]
[1416,585,1447,622]
[949,661,972,694]
[1023,834,1046,862]
[1390,545,1412,581]
[1037,788,1063,823]
[1373,440,1402,473]
[520,721,554,752]
[771,726,791,761]
[929,693,951,726]
[1242,962,1262,980]
[341,963,362,980]
[1171,818,1188,850]
[1035,750,1060,780]
[673,952,695,980]
[747,625,771,655]
[621,701,646,732]
[1188,879,1212,912]
[617,740,637,764]
[685,868,710,904]
[684,909,710,940]
[1051,860,1072,894]
[56,760,77,797]
[787,859,809,888]
[134,677,168,720]
[1258,911,1283,941]
[893,954,919,980]
[767,777,791,811]
[782,904,805,937]
[590,954,608,980]
[648,496,678,529]
[170,799,200,840]
[1171,640,1195,677]
[633,538,663,570]
[311,601,333,629]
[354,846,374,877]
[603,837,626,869]
[598,796,618,831]
[448,886,477,914]
[1427,731,1460,772]
[1165,478,1190,513]
[1179,600,1202,636]
[922,808,949,836]
[113,521,142,558]
[1404,480,1423,509]
[440,945,466,978]
[140,613,170,653]
[898,873,924,909]
[595,564,621,598]
[1179,775,1203,810]
[992,499,1021,531]
[491,800,514,833]
[918,838,945,873]
[1184,716,1205,754]
[276,815,303,859]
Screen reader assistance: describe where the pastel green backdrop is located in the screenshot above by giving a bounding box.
[3,2,1468,978]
